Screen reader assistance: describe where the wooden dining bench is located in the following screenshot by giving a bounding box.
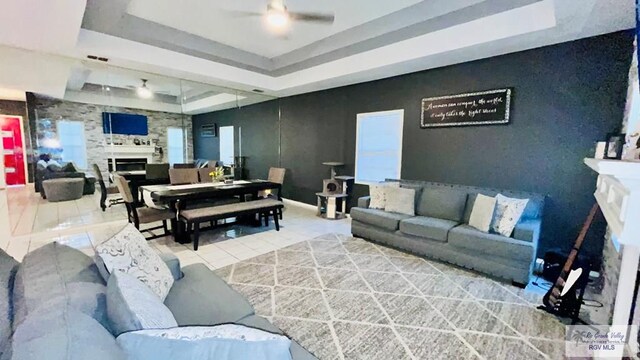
[179,199,284,250]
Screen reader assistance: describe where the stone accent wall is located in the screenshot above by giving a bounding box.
[30,96,192,177]
[599,229,622,324]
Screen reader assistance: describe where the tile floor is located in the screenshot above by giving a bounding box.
[4,186,128,237]
[0,185,351,270]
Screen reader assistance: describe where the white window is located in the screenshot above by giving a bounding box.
[355,109,404,184]
[57,120,87,169]
[219,126,235,166]
[167,127,185,166]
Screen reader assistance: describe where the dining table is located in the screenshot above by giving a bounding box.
[139,180,282,244]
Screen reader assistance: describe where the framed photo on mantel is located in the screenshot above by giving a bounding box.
[421,88,512,128]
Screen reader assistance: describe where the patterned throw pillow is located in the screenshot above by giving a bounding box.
[116,325,292,360]
[468,194,497,233]
[107,272,177,336]
[490,194,529,237]
[368,182,400,209]
[96,223,174,300]
[385,187,415,216]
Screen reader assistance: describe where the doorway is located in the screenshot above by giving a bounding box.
[0,116,27,186]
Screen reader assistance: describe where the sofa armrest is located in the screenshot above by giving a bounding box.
[357,196,371,208]
[159,252,183,280]
[513,219,541,243]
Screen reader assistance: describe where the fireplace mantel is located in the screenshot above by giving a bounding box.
[585,158,640,357]
[108,145,155,156]
[584,158,640,246]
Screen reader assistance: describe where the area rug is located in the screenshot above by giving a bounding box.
[214,234,567,360]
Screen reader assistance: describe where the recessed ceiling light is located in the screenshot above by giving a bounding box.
[252,89,264,93]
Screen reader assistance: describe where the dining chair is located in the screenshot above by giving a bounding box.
[92,164,123,212]
[198,167,214,183]
[146,163,170,180]
[173,163,195,169]
[113,174,173,240]
[169,168,199,185]
[259,167,286,219]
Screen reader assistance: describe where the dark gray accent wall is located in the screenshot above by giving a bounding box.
[193,31,634,260]
[193,101,280,180]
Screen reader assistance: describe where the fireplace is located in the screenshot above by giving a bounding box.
[108,158,147,172]
[584,158,640,358]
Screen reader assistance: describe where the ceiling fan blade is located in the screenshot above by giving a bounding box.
[289,12,334,24]
[220,9,263,18]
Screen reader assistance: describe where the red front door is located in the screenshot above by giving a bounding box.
[1,116,26,185]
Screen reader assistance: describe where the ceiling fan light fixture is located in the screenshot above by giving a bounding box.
[136,79,153,99]
[266,8,289,29]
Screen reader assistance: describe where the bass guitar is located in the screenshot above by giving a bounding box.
[538,203,599,321]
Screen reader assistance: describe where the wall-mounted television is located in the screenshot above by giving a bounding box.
[102,112,148,135]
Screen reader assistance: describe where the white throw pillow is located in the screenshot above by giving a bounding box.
[385,187,415,216]
[368,182,400,209]
[116,325,292,360]
[468,194,497,233]
[490,194,529,237]
[96,223,174,301]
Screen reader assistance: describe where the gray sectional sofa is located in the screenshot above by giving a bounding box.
[351,180,545,285]
[0,243,316,360]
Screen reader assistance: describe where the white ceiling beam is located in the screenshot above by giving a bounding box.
[182,93,247,114]
[275,0,557,91]
[72,30,277,93]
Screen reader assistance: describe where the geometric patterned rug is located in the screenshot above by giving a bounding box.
[214,234,568,360]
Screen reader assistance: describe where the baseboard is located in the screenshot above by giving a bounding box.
[282,198,351,218]
[282,198,317,211]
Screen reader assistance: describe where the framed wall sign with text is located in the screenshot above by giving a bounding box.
[421,88,512,128]
[200,124,217,137]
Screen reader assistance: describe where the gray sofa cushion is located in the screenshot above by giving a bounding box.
[357,196,371,209]
[159,252,183,280]
[164,263,254,326]
[352,220,532,284]
[13,243,104,328]
[350,207,412,231]
[0,250,18,360]
[399,217,458,242]
[513,219,542,243]
[11,307,125,360]
[107,272,177,336]
[237,315,318,360]
[448,225,534,263]
[417,188,467,222]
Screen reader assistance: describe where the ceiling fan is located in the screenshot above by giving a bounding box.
[231,0,335,31]
[124,79,170,99]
